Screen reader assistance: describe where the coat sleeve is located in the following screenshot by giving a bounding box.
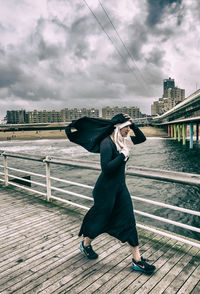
[100,138,125,174]
[130,124,146,145]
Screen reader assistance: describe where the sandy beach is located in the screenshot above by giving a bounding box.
[0,126,168,141]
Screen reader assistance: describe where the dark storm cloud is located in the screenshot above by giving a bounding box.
[30,18,65,61]
[48,14,98,60]
[69,14,100,60]
[145,48,165,67]
[127,21,148,61]
[0,45,5,57]
[0,46,57,103]
[37,38,62,60]
[146,0,182,27]
[0,62,24,88]
[11,82,57,101]
[191,0,200,22]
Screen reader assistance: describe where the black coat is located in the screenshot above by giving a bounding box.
[78,124,146,246]
[65,113,139,153]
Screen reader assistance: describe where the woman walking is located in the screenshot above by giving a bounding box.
[66,113,156,274]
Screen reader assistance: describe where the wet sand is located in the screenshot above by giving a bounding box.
[0,126,168,141]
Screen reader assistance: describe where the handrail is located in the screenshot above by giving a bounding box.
[0,151,200,248]
[2,163,199,216]
[45,157,200,186]
[132,195,200,216]
[0,151,44,162]
[126,166,200,186]
[1,151,200,186]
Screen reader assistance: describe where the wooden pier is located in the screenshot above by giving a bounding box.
[0,185,199,294]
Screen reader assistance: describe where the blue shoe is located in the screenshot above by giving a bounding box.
[132,257,156,274]
[80,241,98,260]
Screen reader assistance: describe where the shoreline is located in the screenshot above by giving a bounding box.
[0,126,168,142]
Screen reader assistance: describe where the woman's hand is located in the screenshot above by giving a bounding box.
[120,147,129,158]
[123,113,133,123]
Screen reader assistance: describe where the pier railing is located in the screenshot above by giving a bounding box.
[0,150,200,249]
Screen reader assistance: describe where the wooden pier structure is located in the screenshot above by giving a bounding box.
[0,185,200,294]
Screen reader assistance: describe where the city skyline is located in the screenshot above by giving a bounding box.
[5,106,145,124]
[0,0,200,119]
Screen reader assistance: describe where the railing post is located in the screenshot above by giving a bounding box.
[44,156,51,201]
[3,153,8,186]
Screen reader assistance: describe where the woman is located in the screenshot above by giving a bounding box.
[66,113,156,274]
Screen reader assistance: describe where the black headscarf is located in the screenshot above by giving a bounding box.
[65,113,130,153]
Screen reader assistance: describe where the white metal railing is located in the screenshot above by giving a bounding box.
[0,150,200,249]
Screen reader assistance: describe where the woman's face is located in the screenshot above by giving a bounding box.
[120,126,130,137]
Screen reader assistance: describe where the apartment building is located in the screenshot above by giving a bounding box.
[102,106,141,120]
[60,108,99,122]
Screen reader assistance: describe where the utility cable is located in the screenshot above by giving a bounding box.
[82,0,146,82]
[98,0,148,91]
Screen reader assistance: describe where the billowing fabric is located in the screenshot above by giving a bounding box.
[65,114,130,153]
[78,124,146,247]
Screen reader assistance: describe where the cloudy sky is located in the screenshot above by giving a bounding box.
[0,0,200,119]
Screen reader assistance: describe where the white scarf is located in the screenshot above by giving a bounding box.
[113,121,133,152]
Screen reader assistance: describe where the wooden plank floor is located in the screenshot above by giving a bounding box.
[0,185,200,294]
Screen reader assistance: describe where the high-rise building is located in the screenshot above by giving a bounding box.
[151,78,185,116]
[163,77,175,98]
[6,110,27,124]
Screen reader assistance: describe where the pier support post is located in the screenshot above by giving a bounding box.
[196,123,199,142]
[168,125,170,137]
[177,124,181,142]
[174,124,177,140]
[171,125,173,137]
[189,123,194,149]
[45,157,51,201]
[3,154,8,186]
[182,124,186,145]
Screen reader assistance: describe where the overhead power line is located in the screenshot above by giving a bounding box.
[82,0,135,75]
[98,0,148,89]
[81,0,149,93]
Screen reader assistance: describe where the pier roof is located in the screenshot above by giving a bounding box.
[0,185,199,294]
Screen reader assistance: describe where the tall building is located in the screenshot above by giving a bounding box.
[163,77,175,98]
[102,106,142,120]
[6,110,27,124]
[151,78,185,116]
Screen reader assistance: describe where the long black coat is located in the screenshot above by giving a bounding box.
[79,125,146,246]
